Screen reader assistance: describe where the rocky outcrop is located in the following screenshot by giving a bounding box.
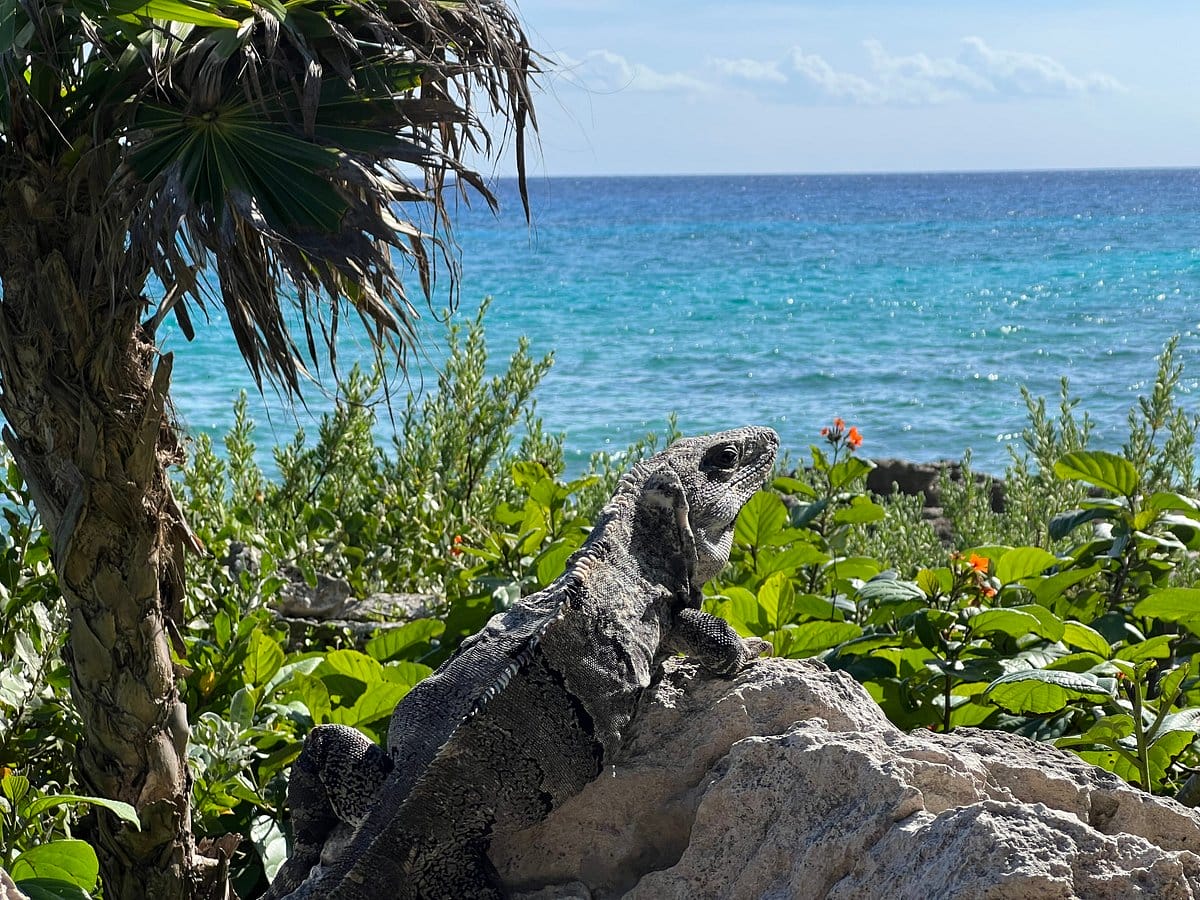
[496,658,1200,899]
[0,871,26,900]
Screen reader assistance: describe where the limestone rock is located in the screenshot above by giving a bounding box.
[0,870,28,900]
[495,658,1200,900]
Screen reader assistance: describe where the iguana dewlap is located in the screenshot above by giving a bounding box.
[264,426,779,899]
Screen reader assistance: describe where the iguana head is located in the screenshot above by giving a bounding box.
[664,425,779,584]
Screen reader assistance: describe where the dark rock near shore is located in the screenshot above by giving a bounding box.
[866,457,1006,543]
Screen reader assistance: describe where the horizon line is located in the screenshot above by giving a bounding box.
[477,163,1200,181]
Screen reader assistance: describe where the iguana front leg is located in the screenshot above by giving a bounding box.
[668,606,772,676]
[263,724,393,899]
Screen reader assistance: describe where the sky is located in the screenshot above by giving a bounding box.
[498,1,1200,176]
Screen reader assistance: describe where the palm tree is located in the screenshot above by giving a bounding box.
[0,1,534,896]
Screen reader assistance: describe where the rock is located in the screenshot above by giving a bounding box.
[275,568,356,618]
[866,457,1006,513]
[0,870,27,900]
[865,458,1007,545]
[494,658,1200,900]
[258,556,441,649]
[221,540,262,578]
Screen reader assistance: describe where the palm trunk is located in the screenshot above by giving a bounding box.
[0,177,222,898]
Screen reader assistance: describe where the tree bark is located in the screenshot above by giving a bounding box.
[0,173,222,897]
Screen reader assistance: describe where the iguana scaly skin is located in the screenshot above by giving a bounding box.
[264,426,779,900]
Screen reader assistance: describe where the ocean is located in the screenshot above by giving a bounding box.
[164,169,1200,476]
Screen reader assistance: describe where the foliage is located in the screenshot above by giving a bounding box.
[6,327,1200,895]
[709,340,1200,794]
[0,0,535,389]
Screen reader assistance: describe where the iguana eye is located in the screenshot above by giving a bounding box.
[704,443,741,471]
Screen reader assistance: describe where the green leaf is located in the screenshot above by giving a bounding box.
[244,630,285,688]
[230,687,256,730]
[13,879,92,900]
[1146,492,1199,513]
[1132,588,1200,622]
[330,682,410,728]
[1032,563,1102,605]
[381,661,433,687]
[1053,450,1139,496]
[1155,708,1200,737]
[970,606,1064,642]
[756,572,793,631]
[1048,507,1112,541]
[0,0,20,56]
[24,795,140,828]
[1056,713,1134,747]
[10,841,98,891]
[2,771,29,804]
[832,496,885,526]
[535,542,575,587]
[790,499,828,529]
[833,633,908,655]
[293,673,331,724]
[707,588,765,636]
[996,546,1059,584]
[734,491,788,549]
[856,577,925,606]
[828,456,873,491]
[825,556,881,582]
[790,593,840,620]
[1061,621,1111,658]
[772,475,816,498]
[263,657,324,694]
[1157,662,1190,708]
[917,567,950,597]
[779,620,862,657]
[251,814,289,883]
[323,649,384,684]
[1043,651,1107,673]
[755,543,829,576]
[984,668,1113,714]
[1077,730,1194,790]
[365,620,445,662]
[1114,634,1173,664]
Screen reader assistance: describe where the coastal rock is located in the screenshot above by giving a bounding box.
[866,456,1006,510]
[495,657,1200,900]
[0,870,27,900]
[866,457,1006,543]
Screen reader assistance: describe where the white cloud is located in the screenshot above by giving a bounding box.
[553,50,711,94]
[748,38,1126,106]
[709,57,787,85]
[956,36,1124,97]
[788,50,883,104]
[548,39,1123,107]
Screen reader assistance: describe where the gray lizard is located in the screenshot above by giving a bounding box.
[263,425,779,900]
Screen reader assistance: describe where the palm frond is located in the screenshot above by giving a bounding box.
[0,0,537,393]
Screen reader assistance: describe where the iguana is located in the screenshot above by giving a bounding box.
[263,425,779,900]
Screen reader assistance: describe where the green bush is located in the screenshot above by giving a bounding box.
[4,308,1200,897]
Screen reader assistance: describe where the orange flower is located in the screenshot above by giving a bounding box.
[820,426,830,437]
[833,417,846,430]
[450,534,464,557]
[968,553,989,573]
[980,585,997,599]
[846,426,863,450]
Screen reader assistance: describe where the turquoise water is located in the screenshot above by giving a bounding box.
[165,170,1200,474]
